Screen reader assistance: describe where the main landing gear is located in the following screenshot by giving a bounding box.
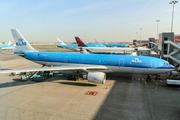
[146,75,151,82]
[146,74,161,82]
[67,70,83,81]
[155,75,160,80]
[67,75,80,81]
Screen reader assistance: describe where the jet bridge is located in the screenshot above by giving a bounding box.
[150,33,180,81]
[156,33,180,67]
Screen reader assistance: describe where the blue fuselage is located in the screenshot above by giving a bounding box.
[23,52,174,74]
[57,43,106,48]
[103,44,128,47]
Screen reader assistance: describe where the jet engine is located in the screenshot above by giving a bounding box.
[86,72,106,84]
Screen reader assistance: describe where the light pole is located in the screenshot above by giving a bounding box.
[169,1,178,32]
[156,20,160,39]
[140,28,142,46]
[136,32,138,40]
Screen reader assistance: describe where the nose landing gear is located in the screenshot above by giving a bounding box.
[146,75,151,82]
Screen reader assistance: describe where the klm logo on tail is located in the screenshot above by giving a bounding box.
[16,38,27,46]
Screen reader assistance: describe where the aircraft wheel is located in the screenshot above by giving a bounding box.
[146,78,151,82]
[75,75,79,80]
[156,75,160,80]
[73,76,77,81]
[67,75,73,80]
[11,73,16,76]
[146,76,151,82]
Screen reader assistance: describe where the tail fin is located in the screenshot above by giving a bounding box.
[75,37,87,47]
[103,40,108,44]
[95,39,99,43]
[7,41,12,45]
[57,38,66,45]
[11,29,37,52]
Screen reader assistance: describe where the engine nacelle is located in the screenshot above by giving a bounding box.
[87,72,106,84]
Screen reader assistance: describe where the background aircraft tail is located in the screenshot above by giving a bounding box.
[75,37,87,47]
[7,41,12,45]
[11,29,38,52]
[95,39,99,43]
[103,40,108,44]
[57,38,66,45]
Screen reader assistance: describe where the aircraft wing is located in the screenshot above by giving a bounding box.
[0,64,108,73]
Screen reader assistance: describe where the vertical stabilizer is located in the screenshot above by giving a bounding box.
[75,37,87,47]
[11,29,37,52]
[95,39,99,43]
[57,38,66,45]
[103,40,108,44]
[7,41,12,45]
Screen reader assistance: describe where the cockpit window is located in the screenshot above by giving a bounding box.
[164,62,169,65]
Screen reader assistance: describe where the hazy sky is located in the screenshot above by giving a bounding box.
[0,0,180,43]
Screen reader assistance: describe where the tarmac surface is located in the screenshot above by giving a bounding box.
[0,46,180,120]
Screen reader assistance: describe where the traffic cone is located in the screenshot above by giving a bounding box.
[110,83,112,86]
[106,85,108,89]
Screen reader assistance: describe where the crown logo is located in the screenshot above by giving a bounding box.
[18,38,23,42]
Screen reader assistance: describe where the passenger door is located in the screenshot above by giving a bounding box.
[119,58,124,66]
[64,56,68,63]
[151,60,156,68]
[34,54,37,60]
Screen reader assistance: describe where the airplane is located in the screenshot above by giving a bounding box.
[75,37,106,47]
[103,40,128,47]
[57,38,78,48]
[0,29,175,84]
[0,41,16,52]
[57,38,66,45]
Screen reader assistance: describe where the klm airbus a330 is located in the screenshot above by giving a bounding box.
[0,29,175,84]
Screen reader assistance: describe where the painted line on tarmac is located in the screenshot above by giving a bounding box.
[156,82,158,85]
[5,63,35,69]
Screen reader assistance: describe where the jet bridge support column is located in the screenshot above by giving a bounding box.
[158,33,174,64]
[133,40,137,47]
[148,38,155,48]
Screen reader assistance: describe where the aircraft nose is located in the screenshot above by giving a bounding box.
[166,64,175,69]
[169,64,175,69]
[159,64,175,69]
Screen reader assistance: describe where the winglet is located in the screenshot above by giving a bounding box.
[75,37,87,47]
[11,29,38,52]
